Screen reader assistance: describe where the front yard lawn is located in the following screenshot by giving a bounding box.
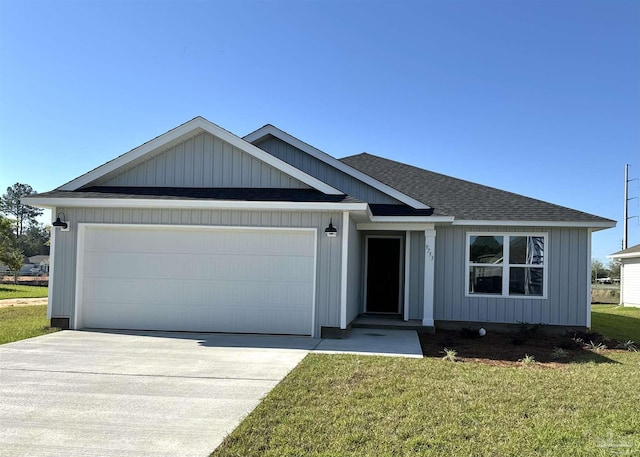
[0,305,59,344]
[0,284,48,300]
[212,306,640,457]
[592,304,640,342]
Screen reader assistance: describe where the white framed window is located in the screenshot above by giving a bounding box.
[466,232,547,299]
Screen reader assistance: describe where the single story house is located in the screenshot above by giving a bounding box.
[28,255,50,273]
[608,244,640,307]
[24,117,615,337]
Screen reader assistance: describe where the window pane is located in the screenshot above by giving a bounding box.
[469,266,503,294]
[469,236,503,264]
[509,236,544,265]
[509,236,527,264]
[509,267,544,296]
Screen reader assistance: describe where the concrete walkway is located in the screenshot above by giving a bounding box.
[0,297,48,307]
[0,328,421,457]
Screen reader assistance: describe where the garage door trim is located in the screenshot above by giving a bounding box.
[74,223,318,336]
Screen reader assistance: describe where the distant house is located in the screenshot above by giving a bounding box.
[28,255,50,273]
[23,117,615,335]
[608,244,640,307]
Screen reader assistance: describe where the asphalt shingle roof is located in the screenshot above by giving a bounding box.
[340,153,613,223]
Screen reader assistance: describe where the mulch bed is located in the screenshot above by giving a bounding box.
[418,326,630,368]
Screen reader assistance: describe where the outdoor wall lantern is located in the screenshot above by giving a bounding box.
[52,212,69,231]
[324,218,337,238]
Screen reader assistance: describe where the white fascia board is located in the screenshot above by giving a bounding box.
[357,223,435,231]
[368,215,454,223]
[244,125,429,209]
[608,252,640,260]
[58,117,343,195]
[452,220,616,229]
[21,196,368,212]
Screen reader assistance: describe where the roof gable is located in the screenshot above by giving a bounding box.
[243,125,428,209]
[58,117,343,195]
[341,153,615,226]
[95,131,308,189]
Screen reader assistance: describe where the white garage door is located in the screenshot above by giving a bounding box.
[623,259,640,306]
[76,225,316,335]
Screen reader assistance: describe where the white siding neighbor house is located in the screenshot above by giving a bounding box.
[609,244,640,307]
[23,117,615,337]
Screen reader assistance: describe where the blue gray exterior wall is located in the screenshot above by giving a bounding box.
[97,132,309,189]
[253,136,401,204]
[346,216,363,324]
[49,207,345,336]
[433,225,590,326]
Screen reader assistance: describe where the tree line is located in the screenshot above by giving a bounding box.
[0,183,50,275]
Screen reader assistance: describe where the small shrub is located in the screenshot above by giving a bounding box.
[441,348,459,362]
[584,340,607,352]
[519,354,536,366]
[551,347,569,360]
[615,340,637,352]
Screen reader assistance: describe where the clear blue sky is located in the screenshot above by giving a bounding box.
[0,0,638,263]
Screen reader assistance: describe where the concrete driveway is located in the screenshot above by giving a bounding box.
[0,331,317,457]
[0,329,421,457]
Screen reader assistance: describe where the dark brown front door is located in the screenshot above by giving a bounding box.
[365,237,402,314]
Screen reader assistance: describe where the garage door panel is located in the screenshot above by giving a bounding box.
[79,226,316,335]
[84,253,314,283]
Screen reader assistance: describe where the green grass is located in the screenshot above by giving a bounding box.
[0,284,48,300]
[0,305,59,344]
[592,304,640,342]
[212,306,640,457]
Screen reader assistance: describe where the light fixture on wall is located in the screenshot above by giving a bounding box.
[52,212,69,231]
[324,218,337,238]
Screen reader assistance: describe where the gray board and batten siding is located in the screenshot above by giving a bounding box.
[345,215,363,324]
[434,225,590,327]
[95,132,309,189]
[253,135,401,205]
[49,207,345,336]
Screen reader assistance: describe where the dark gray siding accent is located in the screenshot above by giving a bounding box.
[97,132,309,189]
[434,225,589,326]
[346,216,363,323]
[254,136,400,204]
[50,207,343,336]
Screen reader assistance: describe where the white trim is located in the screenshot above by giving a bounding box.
[311,228,318,337]
[74,223,319,336]
[422,229,436,327]
[453,220,615,229]
[357,222,436,231]
[243,124,429,209]
[22,196,368,212]
[404,231,411,322]
[363,235,404,314]
[46,209,56,320]
[368,215,453,223]
[464,231,549,300]
[58,117,343,195]
[586,229,592,328]
[73,223,87,329]
[340,212,350,329]
[608,251,640,260]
